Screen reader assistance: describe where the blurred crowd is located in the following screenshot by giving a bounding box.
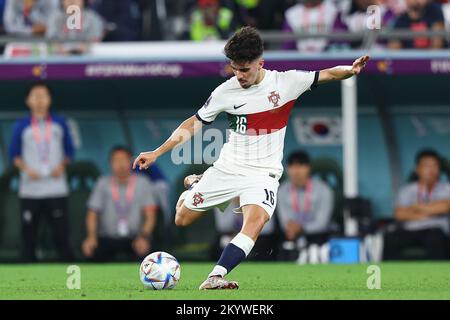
[3,82,450,263]
[0,0,448,52]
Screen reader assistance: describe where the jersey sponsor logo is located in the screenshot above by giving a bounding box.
[192,192,204,207]
[233,103,247,110]
[267,91,281,108]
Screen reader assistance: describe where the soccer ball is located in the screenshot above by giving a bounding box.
[139,251,181,290]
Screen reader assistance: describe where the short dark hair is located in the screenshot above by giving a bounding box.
[109,145,133,160]
[415,149,441,166]
[287,150,311,166]
[224,26,264,63]
[26,82,52,98]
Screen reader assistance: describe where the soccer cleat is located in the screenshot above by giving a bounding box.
[184,174,203,189]
[198,276,239,290]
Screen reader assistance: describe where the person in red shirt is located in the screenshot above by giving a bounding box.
[388,0,446,49]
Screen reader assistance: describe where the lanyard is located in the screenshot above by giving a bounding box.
[417,183,435,203]
[290,181,313,215]
[31,115,52,164]
[111,175,137,219]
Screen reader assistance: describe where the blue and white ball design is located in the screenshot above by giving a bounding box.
[139,252,181,290]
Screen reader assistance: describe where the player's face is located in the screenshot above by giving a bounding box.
[230,59,264,89]
[26,86,52,116]
[416,157,440,185]
[111,151,133,178]
[288,163,311,187]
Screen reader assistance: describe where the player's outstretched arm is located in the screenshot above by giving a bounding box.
[317,55,370,85]
[133,115,203,170]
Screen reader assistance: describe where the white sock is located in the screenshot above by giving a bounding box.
[208,265,228,278]
[208,233,255,278]
[230,232,255,256]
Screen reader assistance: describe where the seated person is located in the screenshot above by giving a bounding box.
[134,164,171,227]
[332,0,396,50]
[212,197,278,261]
[46,0,104,55]
[82,146,158,262]
[3,0,58,36]
[388,0,445,49]
[89,0,142,41]
[277,151,334,246]
[282,0,339,52]
[384,149,450,260]
[186,0,236,41]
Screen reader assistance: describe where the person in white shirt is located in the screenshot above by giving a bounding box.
[133,27,369,290]
[282,0,339,52]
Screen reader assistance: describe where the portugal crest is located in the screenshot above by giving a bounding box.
[192,192,204,207]
[268,91,281,108]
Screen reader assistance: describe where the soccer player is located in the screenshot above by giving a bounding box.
[133,27,369,289]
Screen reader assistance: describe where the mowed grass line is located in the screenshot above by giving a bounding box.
[0,262,449,300]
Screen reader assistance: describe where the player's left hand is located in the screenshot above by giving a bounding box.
[133,151,158,170]
[133,236,150,257]
[351,55,370,75]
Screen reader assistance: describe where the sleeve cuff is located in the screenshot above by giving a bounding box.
[311,71,320,90]
[195,112,213,125]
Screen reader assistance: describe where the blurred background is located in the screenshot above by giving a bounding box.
[0,0,449,264]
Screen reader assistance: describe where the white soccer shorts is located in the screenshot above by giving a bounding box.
[183,166,279,218]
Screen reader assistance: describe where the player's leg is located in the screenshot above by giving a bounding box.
[199,175,278,289]
[174,174,205,227]
[175,169,235,228]
[199,204,269,290]
[174,203,205,227]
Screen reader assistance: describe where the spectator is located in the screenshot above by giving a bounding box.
[383,0,407,16]
[441,0,450,44]
[233,0,288,31]
[134,164,171,227]
[277,151,334,246]
[282,0,339,52]
[3,0,58,36]
[187,0,236,41]
[332,0,396,49]
[384,149,450,260]
[88,0,142,41]
[388,0,446,49]
[212,197,278,261]
[82,146,158,262]
[46,0,104,55]
[9,82,75,262]
[0,0,7,34]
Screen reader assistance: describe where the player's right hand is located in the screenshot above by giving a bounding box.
[133,151,158,170]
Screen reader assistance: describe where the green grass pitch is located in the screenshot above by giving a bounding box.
[0,262,449,300]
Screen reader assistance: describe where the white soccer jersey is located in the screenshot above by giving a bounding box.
[196,69,319,180]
